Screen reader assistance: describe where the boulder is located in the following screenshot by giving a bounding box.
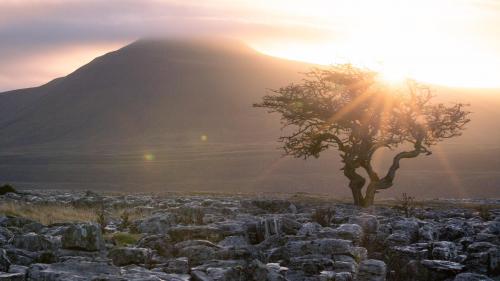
[0,217,36,229]
[0,249,11,273]
[163,257,189,274]
[332,260,357,275]
[454,273,494,281]
[190,270,212,281]
[120,265,188,281]
[218,245,255,261]
[297,222,322,237]
[7,265,28,275]
[483,220,500,235]
[0,227,13,246]
[431,241,458,261]
[248,259,286,281]
[217,236,248,248]
[21,222,45,234]
[439,219,472,241]
[465,242,499,275]
[284,238,354,258]
[168,225,224,242]
[357,259,387,281]
[333,271,353,281]
[384,232,411,247]
[418,260,464,280]
[12,233,56,252]
[108,247,152,266]
[385,244,429,279]
[177,244,219,266]
[5,249,37,266]
[418,224,439,242]
[136,213,177,234]
[288,255,333,275]
[26,260,120,280]
[211,221,247,238]
[391,219,419,242]
[349,215,379,234]
[190,260,247,281]
[137,234,174,257]
[334,224,364,245]
[254,217,295,241]
[280,217,302,235]
[61,223,104,251]
[0,272,25,281]
[173,206,205,225]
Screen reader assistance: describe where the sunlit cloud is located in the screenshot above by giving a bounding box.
[0,42,124,91]
[1,0,500,90]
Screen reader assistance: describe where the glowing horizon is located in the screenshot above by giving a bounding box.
[1,0,500,90]
[246,0,500,89]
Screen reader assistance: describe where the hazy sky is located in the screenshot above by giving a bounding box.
[1,0,500,91]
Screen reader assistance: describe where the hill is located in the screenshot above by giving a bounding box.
[1,38,499,198]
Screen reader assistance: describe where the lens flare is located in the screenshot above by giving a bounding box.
[144,153,155,161]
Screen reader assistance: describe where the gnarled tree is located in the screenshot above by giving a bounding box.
[254,64,470,207]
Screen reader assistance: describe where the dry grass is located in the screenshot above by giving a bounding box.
[0,202,96,225]
[0,202,152,225]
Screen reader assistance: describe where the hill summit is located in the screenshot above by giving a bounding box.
[0,38,310,148]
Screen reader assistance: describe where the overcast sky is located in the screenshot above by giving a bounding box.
[1,0,500,91]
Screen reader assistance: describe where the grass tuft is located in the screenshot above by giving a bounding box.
[0,201,96,225]
[106,232,142,247]
[0,202,150,226]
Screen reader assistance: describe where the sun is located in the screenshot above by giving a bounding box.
[248,0,500,88]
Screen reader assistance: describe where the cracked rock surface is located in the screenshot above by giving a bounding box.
[0,190,499,281]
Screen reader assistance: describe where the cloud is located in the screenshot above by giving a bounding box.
[0,0,339,91]
[1,0,500,90]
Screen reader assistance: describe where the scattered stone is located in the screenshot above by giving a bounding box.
[349,215,379,234]
[137,234,173,257]
[0,249,11,273]
[163,257,189,274]
[0,272,25,281]
[418,259,465,280]
[357,259,387,281]
[26,260,120,280]
[454,272,494,281]
[0,190,498,281]
[333,224,364,245]
[12,233,56,252]
[248,259,286,281]
[61,223,104,251]
[108,247,152,266]
[431,241,458,261]
[168,225,224,242]
[136,213,177,234]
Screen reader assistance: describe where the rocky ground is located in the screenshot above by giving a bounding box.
[0,189,499,281]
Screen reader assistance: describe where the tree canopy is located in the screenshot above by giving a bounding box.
[255,64,470,206]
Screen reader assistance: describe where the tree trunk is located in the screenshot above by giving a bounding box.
[350,186,364,206]
[362,182,377,207]
[344,165,366,207]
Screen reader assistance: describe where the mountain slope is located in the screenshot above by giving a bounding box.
[1,38,500,198]
[0,39,311,147]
